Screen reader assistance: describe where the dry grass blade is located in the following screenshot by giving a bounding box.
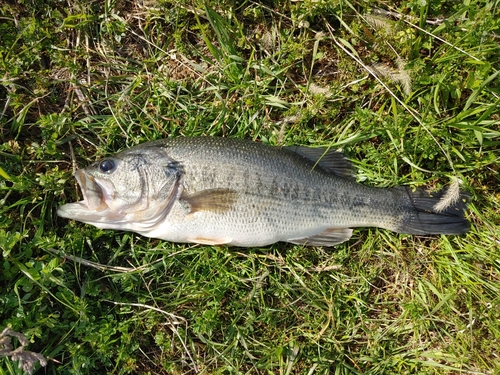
[324,21,458,173]
[0,328,47,375]
[46,248,159,273]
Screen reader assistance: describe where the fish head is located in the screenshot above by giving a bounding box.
[57,145,182,232]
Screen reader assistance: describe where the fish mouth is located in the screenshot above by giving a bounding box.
[57,169,117,224]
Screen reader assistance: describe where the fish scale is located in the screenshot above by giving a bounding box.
[58,137,470,247]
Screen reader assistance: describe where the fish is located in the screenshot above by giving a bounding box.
[57,137,470,247]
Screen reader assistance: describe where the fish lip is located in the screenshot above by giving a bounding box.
[57,169,112,222]
[75,169,109,211]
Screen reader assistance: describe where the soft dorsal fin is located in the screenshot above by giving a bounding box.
[285,146,354,179]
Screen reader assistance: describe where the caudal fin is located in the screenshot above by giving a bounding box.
[394,186,470,235]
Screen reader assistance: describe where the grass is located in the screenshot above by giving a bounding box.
[1,0,499,373]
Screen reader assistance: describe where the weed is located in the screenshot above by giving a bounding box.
[1,0,499,374]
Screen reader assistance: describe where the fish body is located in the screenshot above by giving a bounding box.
[57,137,469,247]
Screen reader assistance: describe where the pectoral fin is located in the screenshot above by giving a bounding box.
[288,228,353,246]
[181,188,238,214]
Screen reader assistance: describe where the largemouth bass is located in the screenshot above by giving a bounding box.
[57,137,469,246]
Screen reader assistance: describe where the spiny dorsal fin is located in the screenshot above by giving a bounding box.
[285,146,354,179]
[288,227,353,246]
[181,188,238,214]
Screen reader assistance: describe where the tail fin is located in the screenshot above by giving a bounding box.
[394,186,470,235]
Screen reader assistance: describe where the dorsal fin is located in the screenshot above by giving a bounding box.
[285,146,354,179]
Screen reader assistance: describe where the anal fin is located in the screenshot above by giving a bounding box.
[288,228,353,246]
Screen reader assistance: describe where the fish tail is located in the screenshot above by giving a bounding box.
[394,186,470,235]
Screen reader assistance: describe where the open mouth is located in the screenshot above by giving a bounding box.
[75,169,109,211]
[57,169,114,223]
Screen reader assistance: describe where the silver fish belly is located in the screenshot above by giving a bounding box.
[57,137,469,247]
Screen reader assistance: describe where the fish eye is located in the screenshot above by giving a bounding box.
[99,159,116,173]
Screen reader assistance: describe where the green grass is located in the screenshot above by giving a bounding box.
[1,0,499,374]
